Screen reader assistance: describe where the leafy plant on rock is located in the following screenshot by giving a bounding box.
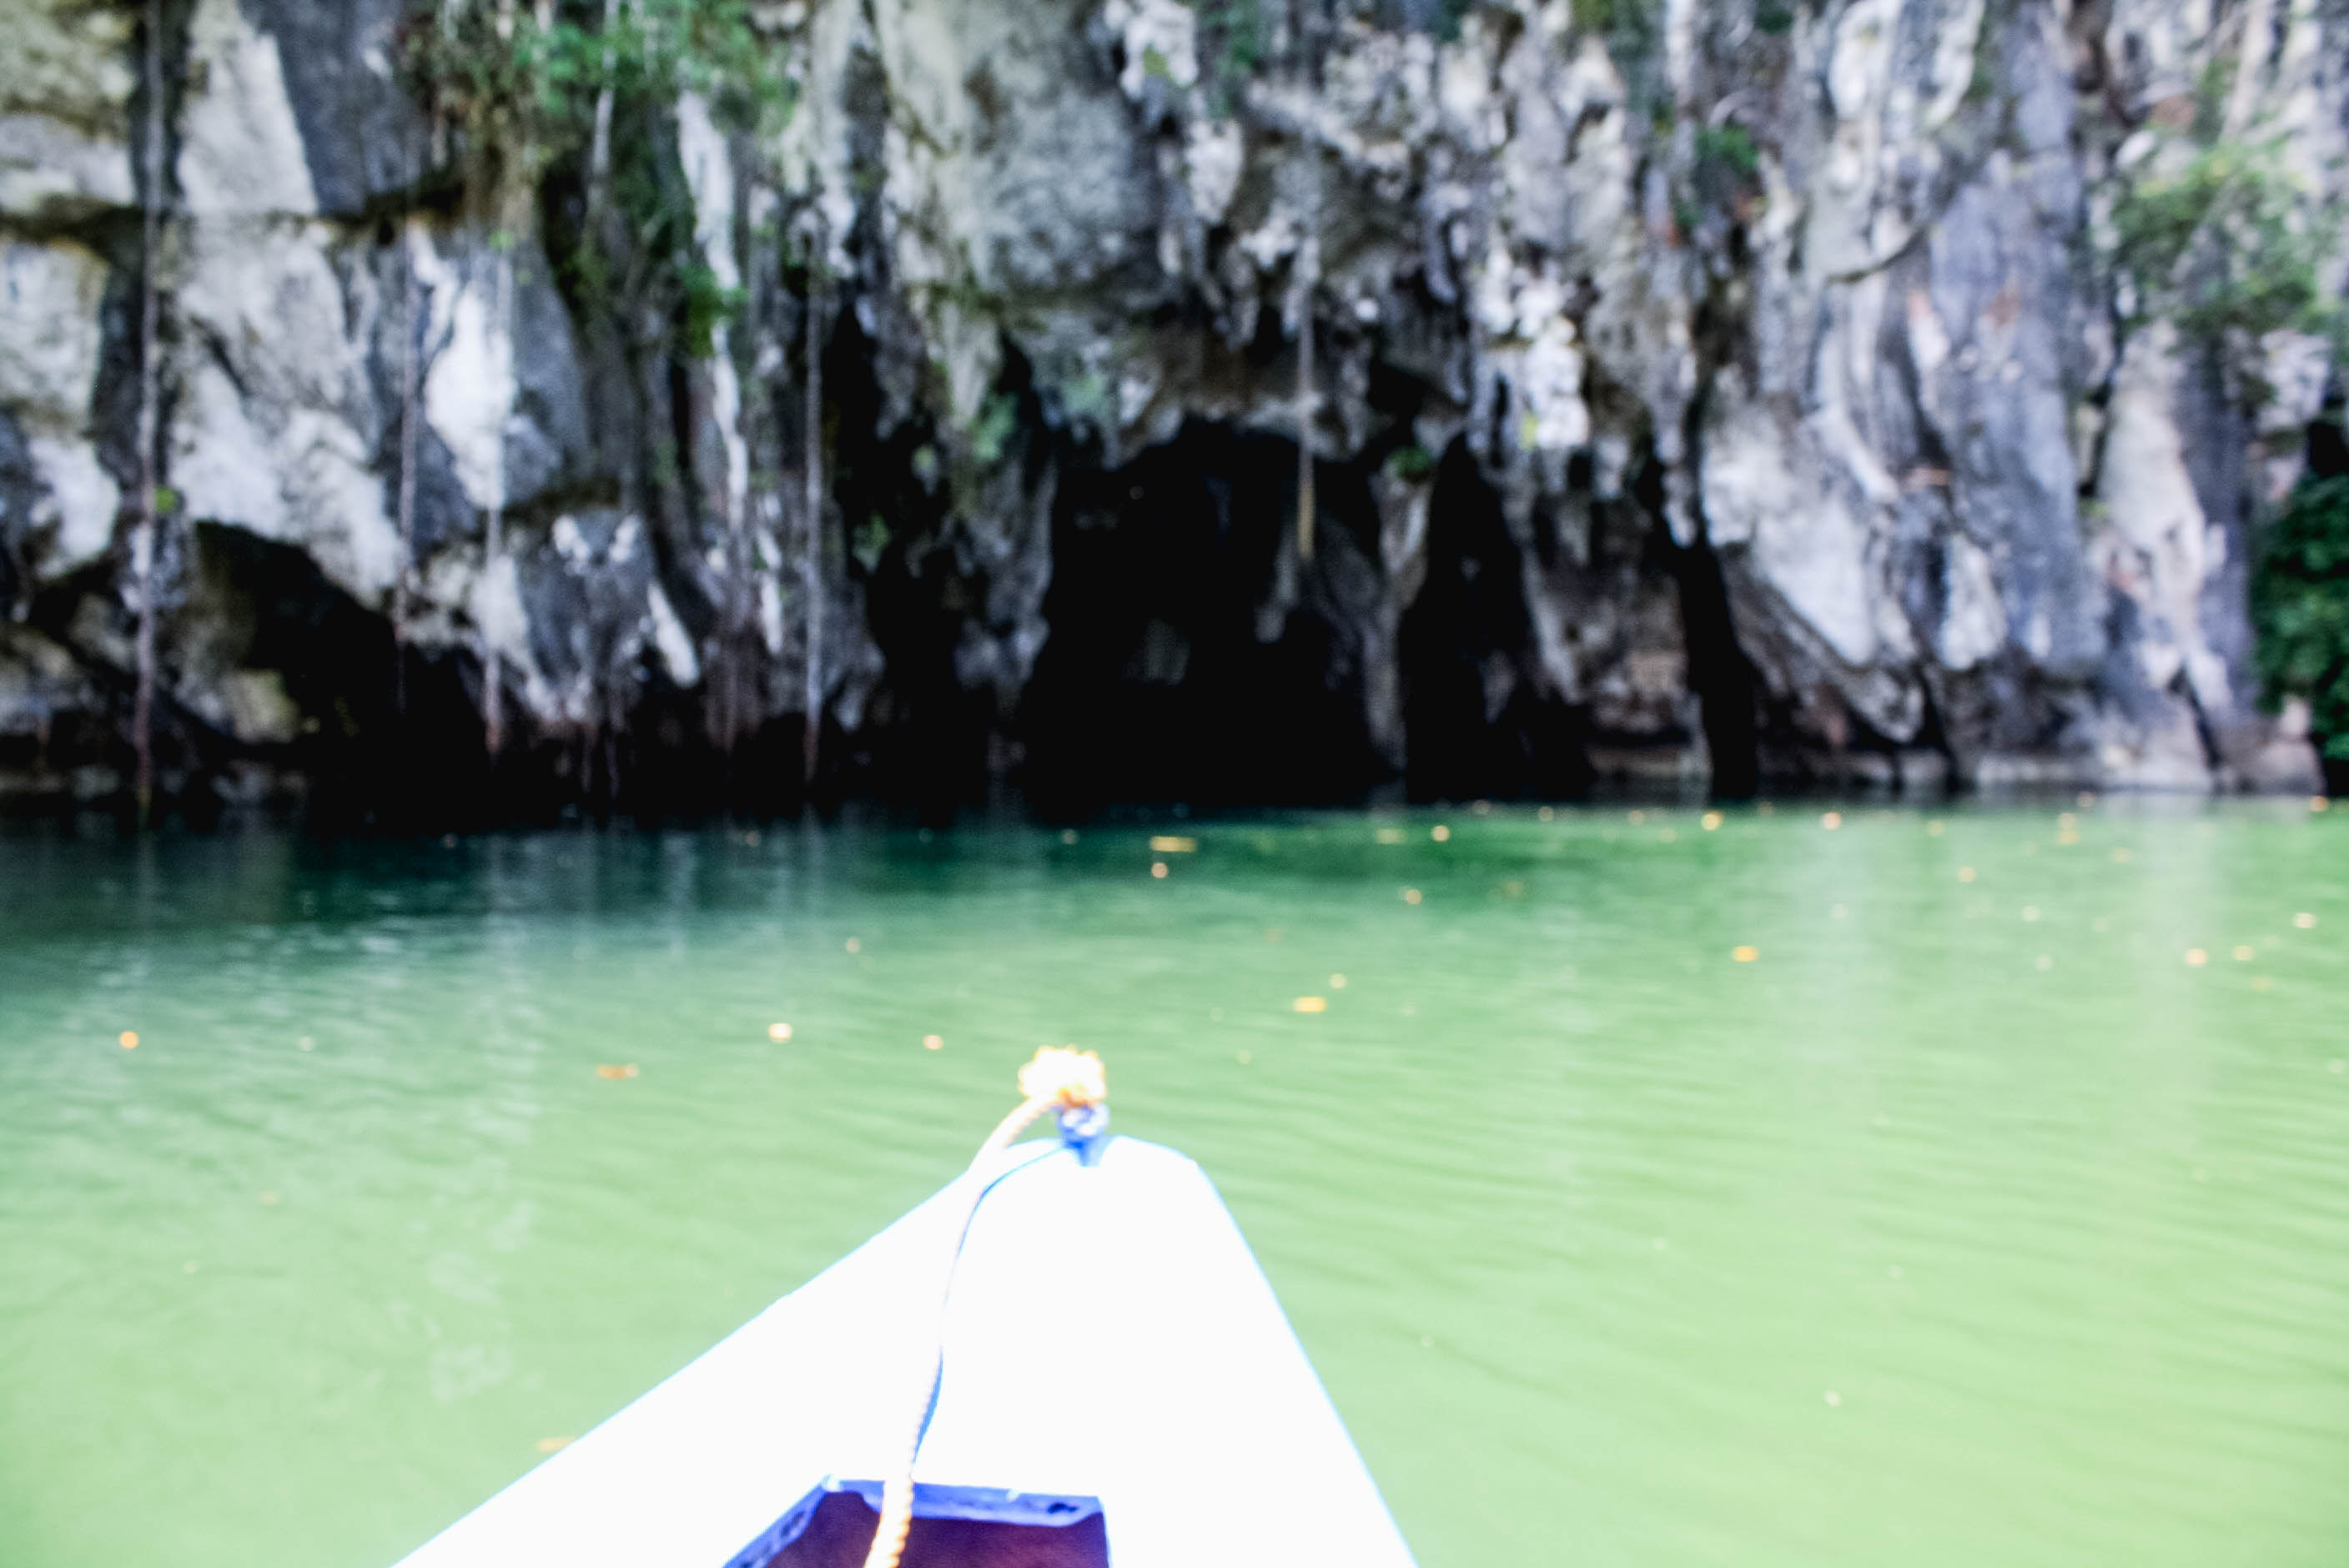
[2253,469,2349,760]
[2111,135,2338,405]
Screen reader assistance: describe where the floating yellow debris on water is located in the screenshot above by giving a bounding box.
[298,1036,314,1051]
[1236,1050,1253,1065]
[2330,1058,2345,1073]
[2035,955,2053,971]
[845,937,862,953]
[1150,861,1169,878]
[1627,810,1646,825]
[1060,829,1079,844]
[1830,904,1848,919]
[118,1031,138,1050]
[1537,806,1556,822]
[1376,827,1406,844]
[2185,948,2208,967]
[596,1063,640,1079]
[1927,819,1945,837]
[1701,811,1723,831]
[2111,849,2132,863]
[1821,812,1842,830]
[1265,927,1285,942]
[1149,836,1198,853]
[1732,946,1759,962]
[1958,867,1977,883]
[1501,879,1525,897]
[2233,946,2255,962]
[2253,977,2274,991]
[536,1436,573,1454]
[2056,829,2080,846]
[2022,906,2040,922]
[1401,888,1423,905]
[767,1022,793,1043]
[2058,812,2078,830]
[258,1191,279,1205]
[923,1034,944,1051]
[2295,912,2317,928]
[2312,797,2331,813]
[1293,996,1329,1013]
[1431,824,1451,842]
[1758,801,1777,816]
[1330,973,1348,989]
[1823,1390,1842,1409]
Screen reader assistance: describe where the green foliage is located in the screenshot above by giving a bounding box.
[1570,0,1617,33]
[1383,443,1436,482]
[406,0,795,171]
[1572,0,1665,114]
[851,513,892,572]
[1418,0,1476,41]
[1683,122,1763,235]
[2255,470,2349,758]
[2111,136,2339,404]
[1197,0,1263,115]
[1753,0,1794,35]
[678,261,742,359]
[1695,123,1758,180]
[968,392,1021,470]
[404,0,795,360]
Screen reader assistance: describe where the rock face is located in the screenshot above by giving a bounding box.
[1,0,2341,820]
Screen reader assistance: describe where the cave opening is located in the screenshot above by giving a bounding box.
[191,521,490,829]
[1018,421,1390,814]
[827,308,1013,816]
[1396,440,1588,802]
[1627,440,1759,800]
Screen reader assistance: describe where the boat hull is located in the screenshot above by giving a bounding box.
[393,1136,1416,1567]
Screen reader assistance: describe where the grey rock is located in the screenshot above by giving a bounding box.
[0,0,2338,809]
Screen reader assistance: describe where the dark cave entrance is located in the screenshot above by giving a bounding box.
[1396,440,1587,802]
[1019,422,1390,813]
[190,521,490,828]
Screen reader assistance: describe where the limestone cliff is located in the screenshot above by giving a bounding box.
[1,0,2341,819]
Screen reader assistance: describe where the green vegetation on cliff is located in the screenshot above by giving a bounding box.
[2111,135,2337,405]
[2254,468,2349,760]
[404,0,795,356]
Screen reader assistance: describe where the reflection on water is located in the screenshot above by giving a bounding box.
[2,803,2346,1565]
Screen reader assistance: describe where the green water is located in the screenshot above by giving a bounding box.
[3,803,2346,1565]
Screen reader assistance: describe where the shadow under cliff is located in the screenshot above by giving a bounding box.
[1019,422,1391,816]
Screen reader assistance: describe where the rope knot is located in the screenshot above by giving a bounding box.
[1017,1045,1106,1110]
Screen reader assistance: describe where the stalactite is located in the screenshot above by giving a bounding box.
[483,509,505,757]
[1291,1,1324,565]
[802,217,827,788]
[395,218,423,715]
[1295,209,1318,565]
[482,225,511,761]
[587,0,625,224]
[130,0,166,825]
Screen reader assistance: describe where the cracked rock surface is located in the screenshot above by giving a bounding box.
[1,0,2341,817]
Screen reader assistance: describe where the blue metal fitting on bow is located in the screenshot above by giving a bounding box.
[1055,1102,1109,1165]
